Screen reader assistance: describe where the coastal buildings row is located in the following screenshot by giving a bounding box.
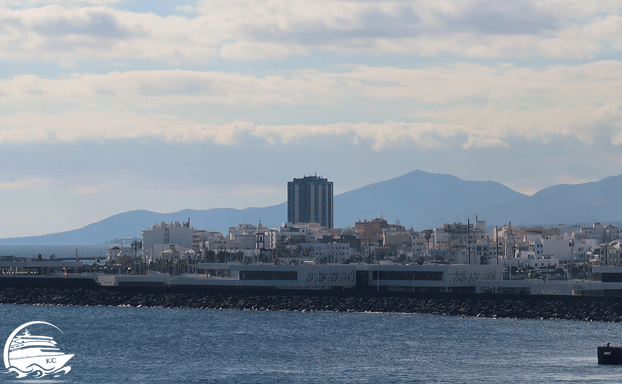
[4,174,622,296]
[125,173,616,270]
[136,217,621,271]
[129,169,621,278]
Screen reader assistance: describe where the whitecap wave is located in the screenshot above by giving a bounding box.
[5,364,71,378]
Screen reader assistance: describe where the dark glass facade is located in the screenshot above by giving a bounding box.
[239,270,298,280]
[372,271,444,281]
[287,176,333,228]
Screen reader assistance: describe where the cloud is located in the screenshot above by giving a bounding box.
[451,1,557,35]
[32,8,141,39]
[1,59,622,148]
[3,0,122,6]
[598,102,622,145]
[220,42,307,60]
[462,137,510,150]
[241,3,425,47]
[0,178,50,190]
[0,1,620,62]
[4,60,622,107]
[0,109,610,152]
[0,6,217,61]
[0,112,457,149]
[0,70,337,107]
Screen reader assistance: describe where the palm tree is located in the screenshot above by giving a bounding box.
[131,240,143,258]
[424,230,433,258]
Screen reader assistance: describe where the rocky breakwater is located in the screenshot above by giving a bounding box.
[2,286,622,322]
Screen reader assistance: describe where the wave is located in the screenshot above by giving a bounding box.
[5,364,71,378]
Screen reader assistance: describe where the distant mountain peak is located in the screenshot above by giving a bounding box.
[1,170,620,245]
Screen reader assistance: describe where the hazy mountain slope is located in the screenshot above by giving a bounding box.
[334,170,528,229]
[1,171,620,245]
[0,204,286,245]
[480,174,622,226]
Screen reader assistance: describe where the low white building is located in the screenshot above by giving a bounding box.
[106,246,134,261]
[301,242,356,264]
[516,253,559,269]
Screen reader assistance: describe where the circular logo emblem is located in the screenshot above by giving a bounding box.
[3,321,73,378]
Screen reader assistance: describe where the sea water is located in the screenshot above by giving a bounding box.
[1,304,622,383]
[0,245,110,260]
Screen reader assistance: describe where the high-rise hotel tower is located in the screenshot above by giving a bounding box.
[287,175,333,228]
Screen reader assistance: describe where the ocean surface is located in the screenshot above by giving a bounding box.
[0,245,111,259]
[1,304,621,383]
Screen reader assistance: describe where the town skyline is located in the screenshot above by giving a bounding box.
[1,169,621,243]
[2,1,622,238]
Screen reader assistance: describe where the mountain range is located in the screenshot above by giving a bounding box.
[2,170,621,245]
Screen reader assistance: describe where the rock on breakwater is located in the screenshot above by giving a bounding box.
[2,286,622,322]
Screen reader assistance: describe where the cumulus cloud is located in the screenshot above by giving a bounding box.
[463,137,510,150]
[1,59,622,148]
[597,102,622,145]
[0,1,620,62]
[3,60,622,106]
[0,112,459,149]
[0,6,217,61]
[2,0,122,6]
[0,178,50,190]
[0,70,337,106]
[0,109,613,152]
[220,42,308,60]
[451,1,557,35]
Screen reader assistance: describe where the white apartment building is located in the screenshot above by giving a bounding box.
[473,240,500,264]
[383,228,413,248]
[412,232,428,257]
[434,221,486,248]
[194,230,223,249]
[301,242,355,264]
[142,220,196,260]
[204,222,269,258]
[579,223,608,242]
[541,235,574,262]
[227,223,260,250]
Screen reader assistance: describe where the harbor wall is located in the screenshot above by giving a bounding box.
[3,281,622,322]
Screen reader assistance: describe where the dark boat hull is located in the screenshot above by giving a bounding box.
[598,346,622,365]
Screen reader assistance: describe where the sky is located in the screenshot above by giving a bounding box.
[1,0,622,238]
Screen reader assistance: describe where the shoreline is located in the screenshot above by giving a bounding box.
[2,286,622,322]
